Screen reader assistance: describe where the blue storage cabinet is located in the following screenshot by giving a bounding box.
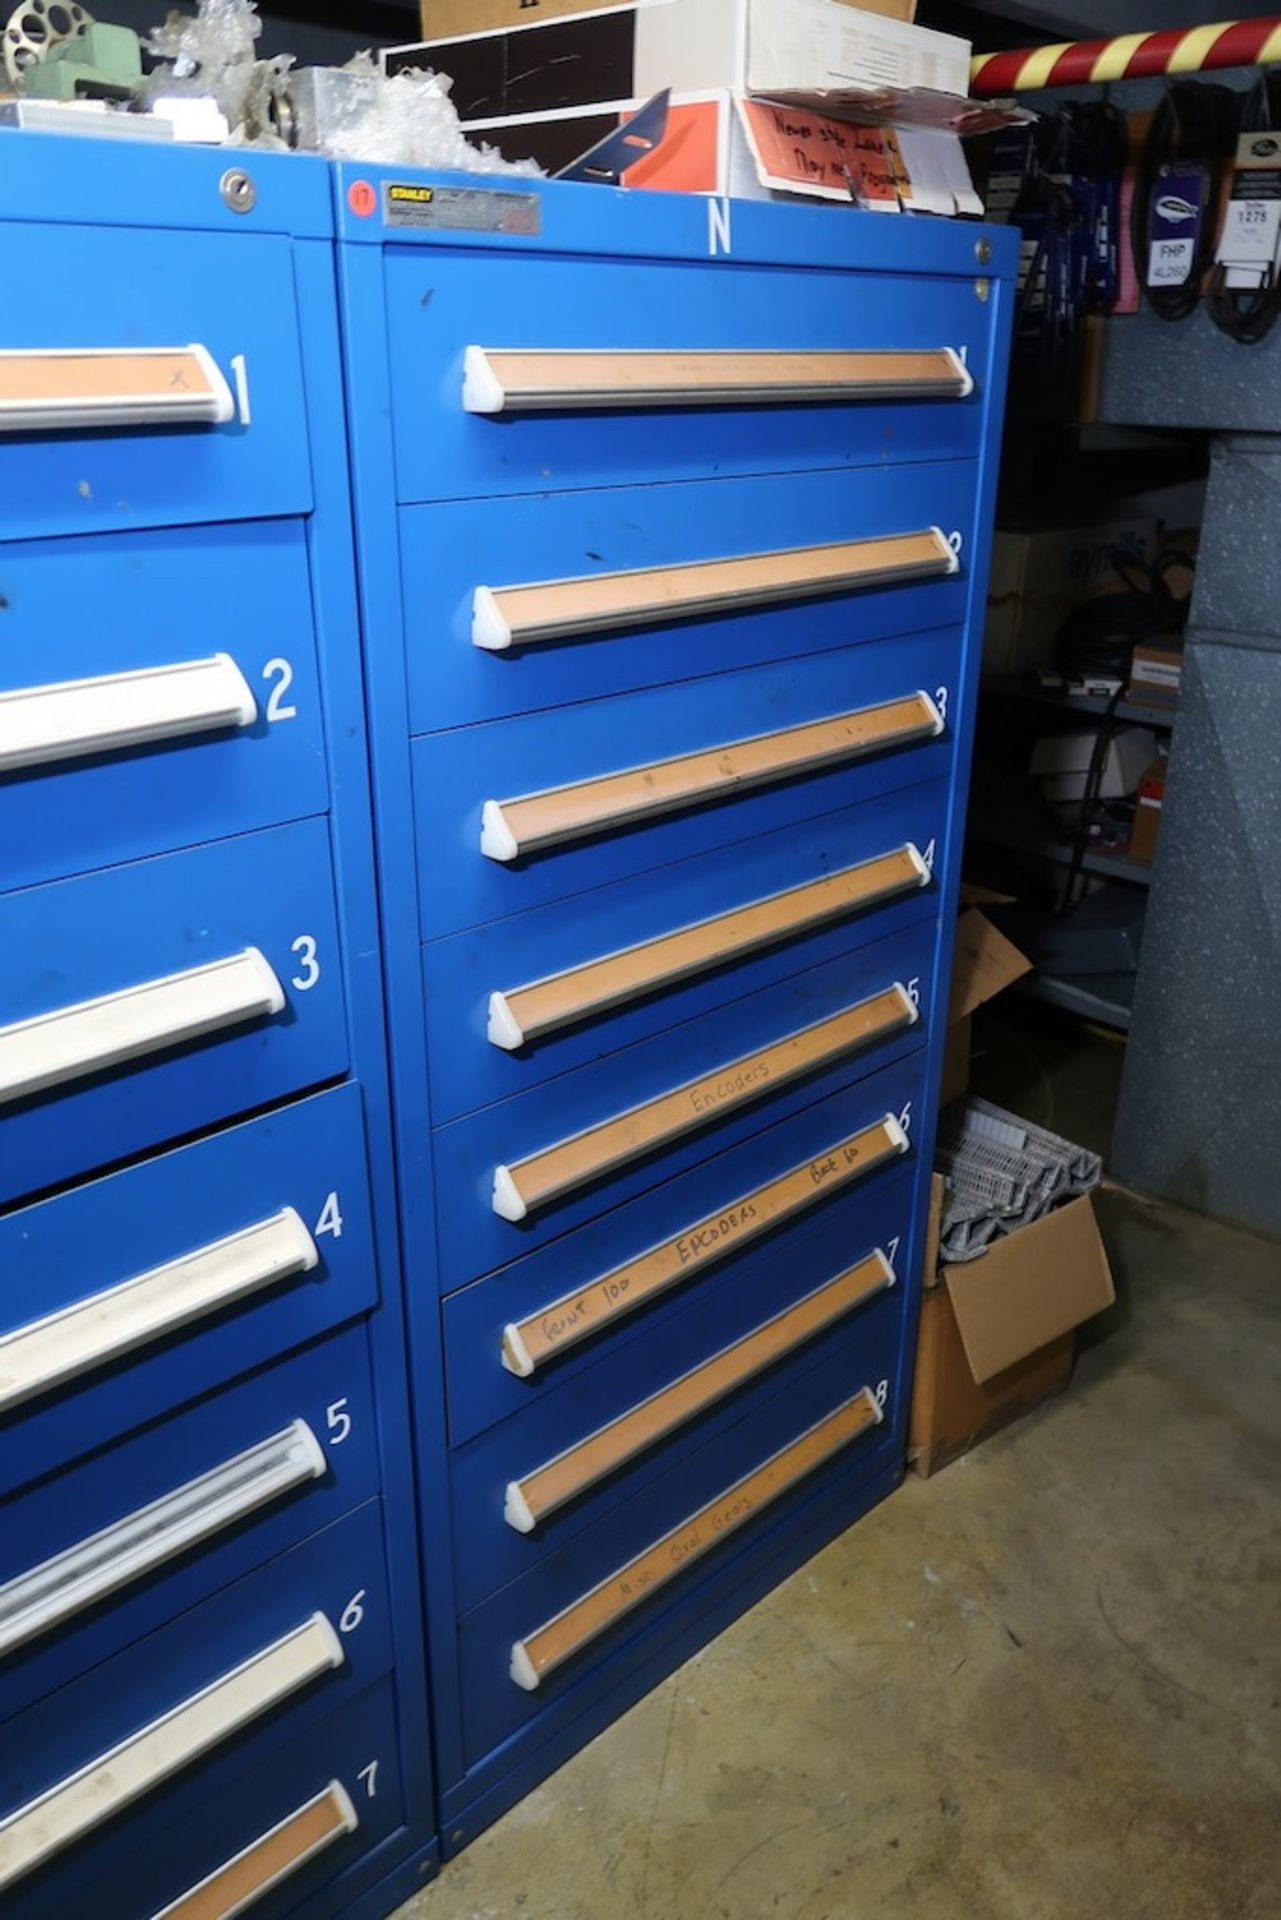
[334,168,1016,1851]
[0,134,436,1918]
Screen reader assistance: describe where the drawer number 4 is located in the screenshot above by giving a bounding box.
[315,1191,344,1240]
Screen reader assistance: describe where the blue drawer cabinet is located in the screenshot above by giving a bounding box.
[335,165,1015,1849]
[0,133,436,1917]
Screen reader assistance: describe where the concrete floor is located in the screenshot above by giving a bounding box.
[397,1020,1280,1920]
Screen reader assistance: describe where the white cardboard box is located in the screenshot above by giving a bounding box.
[634,0,970,112]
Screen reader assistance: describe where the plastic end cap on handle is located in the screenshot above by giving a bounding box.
[480,801,521,864]
[510,1641,541,1692]
[874,1244,899,1289]
[947,347,975,398]
[461,346,506,415]
[930,527,962,577]
[487,992,526,1052]
[211,652,259,728]
[917,688,947,737]
[245,947,289,1018]
[503,1482,537,1535]
[894,982,922,1028]
[277,1205,323,1277]
[905,843,933,888]
[883,1113,911,1156]
[190,345,236,425]
[501,1324,536,1379]
[472,588,515,652]
[491,1165,528,1224]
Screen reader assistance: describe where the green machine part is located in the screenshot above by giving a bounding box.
[24,21,141,100]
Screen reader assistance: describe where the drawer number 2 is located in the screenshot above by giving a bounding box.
[262,658,298,723]
[291,935,321,992]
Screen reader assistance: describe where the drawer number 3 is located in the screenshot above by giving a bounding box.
[291,935,321,991]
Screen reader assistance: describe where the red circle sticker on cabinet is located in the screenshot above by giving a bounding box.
[348,180,377,218]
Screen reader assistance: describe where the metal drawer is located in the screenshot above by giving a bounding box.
[399,463,976,734]
[0,817,347,1205]
[421,779,944,1128]
[430,920,935,1294]
[383,247,991,504]
[0,221,312,542]
[450,1219,910,1614]
[455,1339,893,1769]
[412,627,959,941]
[442,1057,924,1446]
[0,1085,377,1493]
[0,521,329,893]
[0,1500,391,1904]
[0,1324,380,1724]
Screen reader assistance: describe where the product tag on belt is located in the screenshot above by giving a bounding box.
[1216,132,1281,288]
[1146,162,1207,286]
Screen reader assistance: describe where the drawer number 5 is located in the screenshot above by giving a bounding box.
[291,935,321,992]
[326,1398,353,1446]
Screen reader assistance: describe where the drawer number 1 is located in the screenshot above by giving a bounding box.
[358,1761,380,1800]
[230,353,252,427]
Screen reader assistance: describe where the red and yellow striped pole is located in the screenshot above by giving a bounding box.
[971,17,1281,94]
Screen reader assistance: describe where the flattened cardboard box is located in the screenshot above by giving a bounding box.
[909,1174,1115,1476]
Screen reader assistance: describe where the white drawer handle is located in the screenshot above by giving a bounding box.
[480,691,944,862]
[0,1614,343,1893]
[462,346,973,414]
[493,983,917,1222]
[0,947,286,1108]
[0,346,233,435]
[502,1113,908,1378]
[488,844,929,1052]
[151,1782,358,1920]
[506,1251,894,1533]
[0,1208,318,1416]
[472,531,958,652]
[0,1421,326,1661]
[510,1390,882,1689]
[0,655,258,776]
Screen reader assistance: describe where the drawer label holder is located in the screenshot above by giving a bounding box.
[510,1388,883,1689]
[0,655,258,776]
[0,1421,326,1661]
[487,844,930,1051]
[472,529,959,651]
[0,1207,319,1415]
[0,346,233,436]
[501,1112,909,1377]
[151,1781,358,1920]
[505,1249,895,1532]
[492,983,917,1222]
[462,346,974,415]
[0,1615,343,1893]
[479,690,944,862]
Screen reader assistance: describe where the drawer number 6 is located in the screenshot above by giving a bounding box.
[340,1589,367,1634]
[291,935,321,992]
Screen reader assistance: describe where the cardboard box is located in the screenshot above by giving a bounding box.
[1030,725,1160,804]
[984,516,1158,679]
[1129,755,1167,865]
[942,907,1031,1108]
[455,87,980,211]
[419,0,668,41]
[909,1175,1116,1476]
[634,0,973,131]
[1128,637,1183,708]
